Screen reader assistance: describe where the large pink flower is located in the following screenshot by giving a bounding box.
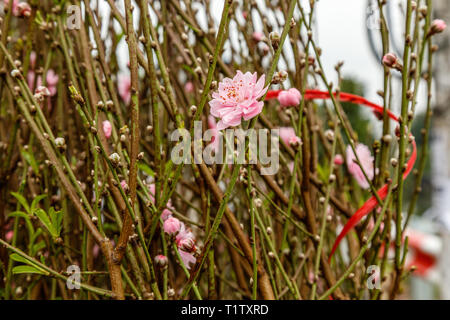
[209,71,268,130]
[346,144,374,189]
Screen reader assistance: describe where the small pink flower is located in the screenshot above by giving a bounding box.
[184,81,194,93]
[102,120,112,139]
[179,250,196,269]
[6,230,14,242]
[430,19,446,35]
[92,244,100,258]
[209,71,268,130]
[120,180,128,192]
[334,154,344,166]
[277,88,301,107]
[154,254,168,267]
[346,144,374,190]
[242,11,248,19]
[16,2,31,17]
[29,51,36,70]
[252,31,264,42]
[163,217,181,235]
[176,223,196,252]
[279,127,301,146]
[118,74,131,105]
[35,86,50,97]
[161,208,172,221]
[382,53,398,68]
[45,69,59,96]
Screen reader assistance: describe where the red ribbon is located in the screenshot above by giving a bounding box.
[265,90,417,262]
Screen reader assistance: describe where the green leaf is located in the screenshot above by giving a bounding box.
[10,254,49,275]
[10,192,30,215]
[10,253,31,265]
[31,241,47,257]
[34,209,58,238]
[12,265,47,275]
[21,149,39,175]
[31,195,47,212]
[49,207,63,237]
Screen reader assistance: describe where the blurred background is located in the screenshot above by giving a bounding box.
[317,0,450,300]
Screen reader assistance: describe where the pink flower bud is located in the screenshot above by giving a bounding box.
[161,208,172,221]
[334,154,344,166]
[154,254,168,267]
[184,81,194,93]
[382,53,398,68]
[120,180,129,192]
[35,86,50,97]
[430,19,447,35]
[178,237,195,252]
[17,2,31,17]
[277,88,302,107]
[163,217,181,235]
[252,31,264,42]
[102,120,112,139]
[6,230,14,242]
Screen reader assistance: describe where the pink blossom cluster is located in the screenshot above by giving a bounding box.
[148,183,197,269]
[3,0,31,18]
[210,71,268,130]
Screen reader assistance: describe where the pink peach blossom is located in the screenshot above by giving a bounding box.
[118,74,131,105]
[279,127,301,146]
[334,154,344,166]
[382,53,398,68]
[35,86,50,97]
[209,71,268,130]
[163,217,181,235]
[6,230,14,242]
[346,144,374,189]
[277,88,301,107]
[184,81,194,93]
[16,2,30,17]
[430,19,447,34]
[179,250,196,269]
[252,31,264,42]
[102,120,112,139]
[154,254,168,267]
[120,180,128,191]
[176,223,195,249]
[176,223,197,269]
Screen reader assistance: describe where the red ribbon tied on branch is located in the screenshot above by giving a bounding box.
[265,90,417,262]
